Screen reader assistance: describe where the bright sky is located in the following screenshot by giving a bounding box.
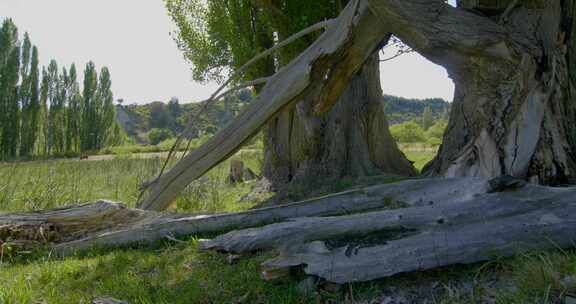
[0,0,455,104]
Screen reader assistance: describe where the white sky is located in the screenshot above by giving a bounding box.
[0,0,455,104]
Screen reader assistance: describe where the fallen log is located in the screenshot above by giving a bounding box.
[3,177,576,285]
[196,180,576,283]
[261,196,576,284]
[2,178,479,254]
[199,183,565,253]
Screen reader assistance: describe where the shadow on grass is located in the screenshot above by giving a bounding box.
[1,239,309,304]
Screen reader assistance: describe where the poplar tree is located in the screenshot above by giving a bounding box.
[0,20,20,159]
[19,34,37,157]
[81,62,98,151]
[96,67,115,149]
[45,60,59,154]
[39,67,49,155]
[66,64,82,153]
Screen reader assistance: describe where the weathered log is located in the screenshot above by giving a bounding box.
[2,178,480,254]
[196,181,576,283]
[3,177,576,286]
[261,192,576,283]
[199,183,564,253]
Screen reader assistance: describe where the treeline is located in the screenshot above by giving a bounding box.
[0,19,122,160]
[118,90,253,144]
[383,94,450,125]
[384,95,451,145]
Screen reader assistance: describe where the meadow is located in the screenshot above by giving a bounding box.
[1,149,575,303]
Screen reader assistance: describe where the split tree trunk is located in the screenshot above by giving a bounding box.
[263,54,416,191]
[418,1,576,184]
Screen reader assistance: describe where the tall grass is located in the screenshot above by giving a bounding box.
[0,149,263,213]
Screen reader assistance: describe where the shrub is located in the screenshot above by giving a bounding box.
[390,120,426,143]
[148,128,173,145]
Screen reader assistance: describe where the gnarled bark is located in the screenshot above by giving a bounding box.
[7,177,468,254]
[372,0,576,184]
[263,54,416,192]
[4,177,576,285]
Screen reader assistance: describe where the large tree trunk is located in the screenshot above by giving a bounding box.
[138,0,392,211]
[263,54,416,192]
[419,1,576,184]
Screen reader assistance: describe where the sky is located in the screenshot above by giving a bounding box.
[0,0,455,104]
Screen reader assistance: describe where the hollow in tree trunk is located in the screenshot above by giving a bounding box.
[412,0,576,184]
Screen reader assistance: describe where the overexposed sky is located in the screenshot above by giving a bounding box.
[0,0,454,104]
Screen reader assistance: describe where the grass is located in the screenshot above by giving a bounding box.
[0,242,308,304]
[0,149,264,213]
[1,148,575,303]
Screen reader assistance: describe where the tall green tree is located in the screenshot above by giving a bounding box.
[45,60,60,154]
[66,64,82,153]
[96,67,115,149]
[81,61,98,151]
[0,19,21,159]
[19,34,40,157]
[39,67,49,155]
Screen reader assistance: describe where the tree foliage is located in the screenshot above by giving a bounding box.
[165,0,343,83]
[0,19,123,159]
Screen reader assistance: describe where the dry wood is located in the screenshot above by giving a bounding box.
[199,183,561,253]
[3,178,471,254]
[3,177,576,285]
[197,180,576,283]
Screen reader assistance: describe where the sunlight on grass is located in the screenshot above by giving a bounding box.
[0,149,264,213]
[2,148,575,303]
[0,241,307,304]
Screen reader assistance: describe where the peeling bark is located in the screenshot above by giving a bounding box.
[6,178,468,254]
[6,178,576,286]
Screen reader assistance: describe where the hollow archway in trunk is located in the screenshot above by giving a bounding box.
[379,39,455,169]
[357,0,576,185]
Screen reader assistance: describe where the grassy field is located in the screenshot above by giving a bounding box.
[1,149,575,303]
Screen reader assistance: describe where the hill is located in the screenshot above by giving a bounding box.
[115,92,450,144]
[115,90,253,143]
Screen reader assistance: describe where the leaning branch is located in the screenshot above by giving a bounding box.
[137,0,387,211]
[140,19,334,195]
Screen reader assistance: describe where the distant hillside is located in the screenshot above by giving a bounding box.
[115,90,253,143]
[116,92,450,143]
[383,95,450,125]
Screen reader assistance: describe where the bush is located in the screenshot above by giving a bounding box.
[148,128,173,145]
[424,119,448,146]
[390,120,426,143]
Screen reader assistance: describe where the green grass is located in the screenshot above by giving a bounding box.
[0,242,309,304]
[0,149,264,213]
[1,147,575,303]
[403,150,436,171]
